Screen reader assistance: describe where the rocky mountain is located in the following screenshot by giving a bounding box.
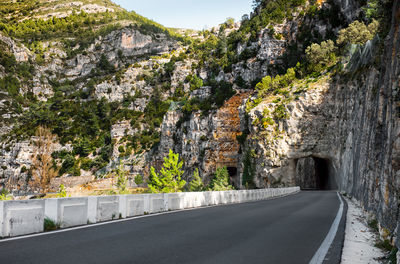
[0,0,399,258]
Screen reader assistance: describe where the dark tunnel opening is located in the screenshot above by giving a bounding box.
[295,157,337,190]
[227,167,237,178]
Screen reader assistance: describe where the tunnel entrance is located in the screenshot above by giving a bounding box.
[227,167,238,186]
[295,157,337,190]
[227,167,237,178]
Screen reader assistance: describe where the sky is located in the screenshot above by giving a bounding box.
[112,0,254,30]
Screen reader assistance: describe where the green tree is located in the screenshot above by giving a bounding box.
[134,174,144,185]
[208,167,234,191]
[115,160,128,194]
[148,150,186,193]
[188,169,204,192]
[305,40,337,72]
[337,19,379,46]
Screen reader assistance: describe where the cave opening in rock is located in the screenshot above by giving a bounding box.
[295,157,337,190]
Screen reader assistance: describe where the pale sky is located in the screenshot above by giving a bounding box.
[112,0,254,30]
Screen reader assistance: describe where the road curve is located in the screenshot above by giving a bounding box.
[0,191,342,264]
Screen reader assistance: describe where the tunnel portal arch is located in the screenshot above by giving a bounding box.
[294,156,338,190]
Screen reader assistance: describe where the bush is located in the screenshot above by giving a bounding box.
[305,40,337,72]
[148,150,186,193]
[188,169,204,192]
[44,217,60,231]
[273,104,289,120]
[208,167,234,191]
[255,68,296,98]
[115,161,128,194]
[134,174,144,185]
[337,19,379,46]
[56,184,68,198]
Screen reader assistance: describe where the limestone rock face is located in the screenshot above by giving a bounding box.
[241,1,400,244]
[0,34,30,62]
[156,92,249,186]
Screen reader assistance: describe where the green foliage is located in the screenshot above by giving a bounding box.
[189,169,204,192]
[208,167,234,191]
[44,217,60,231]
[273,103,289,120]
[242,151,256,188]
[148,150,186,193]
[0,189,12,200]
[134,174,144,185]
[255,68,296,98]
[56,184,68,198]
[186,74,203,91]
[305,40,337,72]
[337,19,379,45]
[115,161,128,194]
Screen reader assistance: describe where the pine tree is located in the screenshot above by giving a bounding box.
[148,150,186,193]
[208,167,234,191]
[189,169,204,192]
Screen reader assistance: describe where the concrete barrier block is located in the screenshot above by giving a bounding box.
[2,200,44,237]
[126,195,145,217]
[183,193,194,208]
[0,201,3,237]
[97,196,119,222]
[59,198,88,228]
[203,192,211,206]
[168,193,184,211]
[191,192,202,207]
[87,196,97,224]
[220,192,228,204]
[149,194,165,213]
[118,195,127,219]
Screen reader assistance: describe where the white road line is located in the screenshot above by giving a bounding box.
[309,192,344,264]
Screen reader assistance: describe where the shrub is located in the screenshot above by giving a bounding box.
[208,167,234,191]
[134,174,144,185]
[337,19,379,46]
[148,150,186,193]
[44,217,60,231]
[305,40,337,72]
[273,104,289,120]
[255,68,296,98]
[56,184,68,198]
[0,189,12,200]
[189,169,204,192]
[115,161,128,194]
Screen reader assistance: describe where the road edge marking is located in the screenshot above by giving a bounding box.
[309,192,344,264]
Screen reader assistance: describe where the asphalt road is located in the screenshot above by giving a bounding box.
[0,191,343,264]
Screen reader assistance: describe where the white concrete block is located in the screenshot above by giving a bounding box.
[149,194,165,213]
[61,204,87,228]
[3,200,44,237]
[97,196,119,222]
[45,199,58,222]
[203,192,211,206]
[168,193,184,211]
[87,196,97,224]
[0,201,3,237]
[126,195,145,217]
[118,195,127,219]
[59,198,88,228]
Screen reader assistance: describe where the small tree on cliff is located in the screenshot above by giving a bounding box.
[148,150,186,193]
[30,126,58,192]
